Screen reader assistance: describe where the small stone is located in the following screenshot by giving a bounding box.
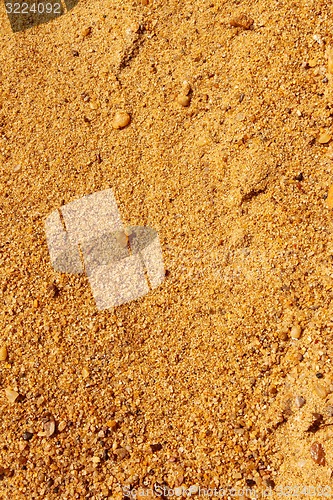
[177,94,191,107]
[318,131,332,144]
[230,13,254,30]
[5,388,19,403]
[115,230,128,248]
[294,172,304,181]
[19,442,27,452]
[0,345,7,361]
[58,421,66,432]
[313,34,323,45]
[295,395,306,408]
[150,443,163,453]
[72,50,79,57]
[112,111,131,129]
[197,136,210,147]
[81,92,90,102]
[108,419,119,431]
[82,367,89,379]
[92,456,101,464]
[314,382,330,399]
[37,472,45,483]
[296,352,303,362]
[326,185,333,208]
[290,324,302,339]
[278,330,288,341]
[269,385,278,395]
[114,447,130,460]
[316,372,324,379]
[33,299,39,308]
[264,478,275,488]
[22,431,33,441]
[82,27,92,37]
[47,283,59,298]
[310,442,326,465]
[43,416,56,437]
[308,58,317,68]
[233,471,242,479]
[182,81,191,95]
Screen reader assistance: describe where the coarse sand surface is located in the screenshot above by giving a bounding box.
[1,0,333,498]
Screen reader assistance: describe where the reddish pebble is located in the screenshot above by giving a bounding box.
[310,442,326,465]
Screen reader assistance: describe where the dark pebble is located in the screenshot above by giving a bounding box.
[265,478,275,489]
[294,172,304,181]
[246,479,256,487]
[316,372,324,379]
[22,431,33,441]
[47,283,59,298]
[72,50,79,57]
[150,443,162,453]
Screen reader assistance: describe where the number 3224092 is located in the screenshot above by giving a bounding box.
[5,3,61,14]
[276,485,331,497]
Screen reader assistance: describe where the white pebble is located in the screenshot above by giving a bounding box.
[5,388,19,403]
[295,395,306,408]
[291,325,302,339]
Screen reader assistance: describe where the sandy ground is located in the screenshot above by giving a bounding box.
[1,0,333,498]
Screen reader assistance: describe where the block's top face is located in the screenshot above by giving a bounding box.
[60,189,123,243]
